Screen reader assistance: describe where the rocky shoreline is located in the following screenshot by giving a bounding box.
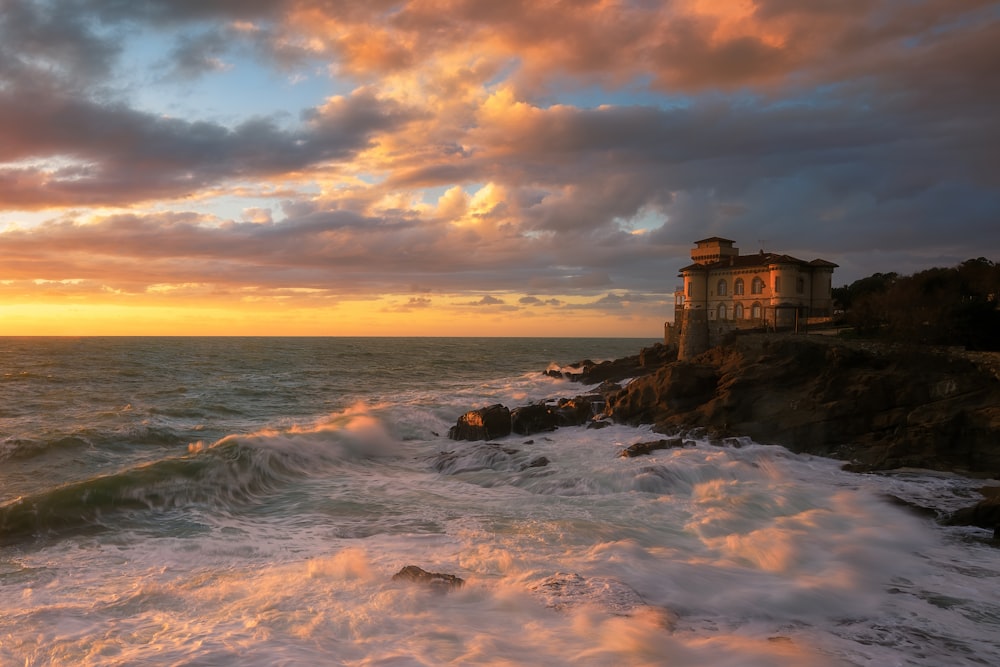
[446,333,1000,538]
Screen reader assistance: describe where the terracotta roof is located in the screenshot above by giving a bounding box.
[678,251,838,273]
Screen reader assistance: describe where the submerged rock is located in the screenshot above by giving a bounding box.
[431,442,521,474]
[392,565,465,590]
[618,438,685,458]
[522,456,550,470]
[942,492,1000,540]
[531,572,644,615]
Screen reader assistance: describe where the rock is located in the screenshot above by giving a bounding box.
[554,397,595,426]
[448,334,1000,476]
[522,456,550,470]
[607,362,719,425]
[448,404,511,441]
[602,335,1000,476]
[569,344,677,385]
[587,420,612,430]
[392,565,465,590]
[511,404,559,435]
[942,496,1000,539]
[618,438,685,458]
[431,443,520,474]
[531,572,643,614]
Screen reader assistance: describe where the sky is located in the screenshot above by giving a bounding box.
[1,0,998,336]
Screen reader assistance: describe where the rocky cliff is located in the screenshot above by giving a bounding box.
[605,335,1000,476]
[445,334,1000,532]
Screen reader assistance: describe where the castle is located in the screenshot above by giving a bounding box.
[668,237,837,360]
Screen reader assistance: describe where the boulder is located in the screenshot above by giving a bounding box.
[522,456,550,470]
[511,404,559,435]
[448,404,511,441]
[554,397,595,426]
[569,344,677,385]
[392,565,465,590]
[618,438,685,458]
[942,494,1000,539]
[431,443,521,474]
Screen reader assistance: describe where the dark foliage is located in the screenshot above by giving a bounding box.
[837,258,1000,349]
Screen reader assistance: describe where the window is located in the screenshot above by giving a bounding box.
[751,303,762,320]
[751,277,765,294]
[717,303,727,320]
[734,303,744,319]
[734,278,745,295]
[774,276,782,294]
[717,279,727,296]
[797,277,805,294]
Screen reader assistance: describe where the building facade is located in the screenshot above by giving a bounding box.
[670,237,837,359]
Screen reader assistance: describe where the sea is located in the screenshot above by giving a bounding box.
[1,337,999,667]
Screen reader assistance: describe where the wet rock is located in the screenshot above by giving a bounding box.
[603,335,1000,476]
[881,493,941,520]
[511,404,559,435]
[570,344,677,385]
[431,443,520,474]
[522,456,550,470]
[392,565,465,590]
[618,438,685,458]
[448,404,511,441]
[942,495,1000,540]
[553,397,596,427]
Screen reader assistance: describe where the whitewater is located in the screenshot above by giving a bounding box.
[1,337,998,666]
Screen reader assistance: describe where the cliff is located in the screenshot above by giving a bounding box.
[605,335,1000,476]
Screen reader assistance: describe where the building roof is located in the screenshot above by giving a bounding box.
[693,236,736,245]
[678,251,838,273]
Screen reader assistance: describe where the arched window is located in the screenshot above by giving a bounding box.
[717,279,727,296]
[734,303,744,319]
[717,303,727,320]
[734,278,745,295]
[751,303,762,320]
[751,277,765,294]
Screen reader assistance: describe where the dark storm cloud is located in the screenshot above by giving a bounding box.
[0,0,121,88]
[0,87,414,208]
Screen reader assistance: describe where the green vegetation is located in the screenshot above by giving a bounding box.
[833,258,1000,350]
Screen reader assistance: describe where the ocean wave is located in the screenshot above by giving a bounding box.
[0,406,399,544]
[0,435,92,462]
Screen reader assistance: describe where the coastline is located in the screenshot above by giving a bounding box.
[447,332,1000,534]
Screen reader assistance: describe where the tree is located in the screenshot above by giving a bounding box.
[839,261,1000,349]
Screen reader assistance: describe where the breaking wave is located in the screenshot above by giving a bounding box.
[0,406,398,544]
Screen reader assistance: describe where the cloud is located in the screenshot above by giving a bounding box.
[462,295,505,306]
[520,296,565,307]
[0,0,122,89]
[0,86,414,209]
[160,29,235,80]
[0,0,998,330]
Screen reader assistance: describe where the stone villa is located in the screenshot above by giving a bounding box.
[668,237,837,359]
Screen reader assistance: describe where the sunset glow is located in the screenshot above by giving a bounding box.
[1,0,997,335]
